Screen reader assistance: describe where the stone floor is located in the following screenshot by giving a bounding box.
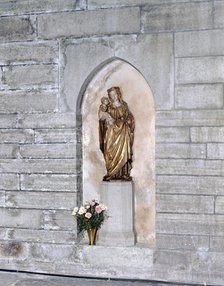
[0,271,207,286]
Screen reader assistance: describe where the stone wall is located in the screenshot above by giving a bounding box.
[0,0,224,284]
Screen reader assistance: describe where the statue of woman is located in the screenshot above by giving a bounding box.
[99,86,135,181]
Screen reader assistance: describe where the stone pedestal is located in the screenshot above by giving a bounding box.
[99,181,135,246]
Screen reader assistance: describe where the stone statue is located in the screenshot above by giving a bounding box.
[99,86,135,181]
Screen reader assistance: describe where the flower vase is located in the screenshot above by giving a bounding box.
[87,228,98,245]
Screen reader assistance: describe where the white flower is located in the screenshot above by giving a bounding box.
[78,206,86,215]
[72,207,79,216]
[99,204,107,211]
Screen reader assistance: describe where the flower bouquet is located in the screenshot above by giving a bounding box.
[72,200,108,245]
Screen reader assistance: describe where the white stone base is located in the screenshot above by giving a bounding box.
[99,181,135,246]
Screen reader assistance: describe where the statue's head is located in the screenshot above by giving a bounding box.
[107,86,122,102]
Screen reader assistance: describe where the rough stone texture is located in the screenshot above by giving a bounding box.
[38,8,140,39]
[156,127,190,143]
[215,196,224,214]
[142,2,213,32]
[0,174,19,190]
[0,129,34,143]
[0,16,34,42]
[175,84,223,109]
[207,143,224,159]
[35,129,75,143]
[0,0,86,16]
[191,127,224,142]
[214,0,224,28]
[175,30,224,57]
[0,144,19,159]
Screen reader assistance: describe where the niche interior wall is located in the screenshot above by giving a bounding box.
[0,1,224,285]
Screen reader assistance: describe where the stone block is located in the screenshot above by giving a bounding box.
[3,64,58,89]
[157,234,209,250]
[30,243,76,262]
[18,113,76,129]
[191,127,224,143]
[175,30,224,57]
[142,2,212,32]
[215,196,224,214]
[0,16,34,42]
[156,127,190,143]
[157,110,224,127]
[157,213,224,236]
[175,84,223,109]
[176,57,224,84]
[19,143,75,159]
[157,159,224,176]
[207,143,224,159]
[21,174,76,192]
[0,208,43,229]
[0,42,58,65]
[35,129,75,143]
[43,210,75,230]
[0,0,86,16]
[0,91,57,113]
[0,174,19,190]
[153,250,190,269]
[0,129,34,144]
[6,228,77,244]
[210,237,224,252]
[214,1,224,28]
[5,191,77,210]
[156,143,206,159]
[0,191,5,207]
[157,194,214,214]
[157,175,224,196]
[0,144,19,159]
[0,159,76,174]
[38,8,140,39]
[115,34,174,110]
[0,115,17,128]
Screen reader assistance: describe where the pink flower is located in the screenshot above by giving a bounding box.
[95,206,103,214]
[89,200,96,206]
[85,212,92,219]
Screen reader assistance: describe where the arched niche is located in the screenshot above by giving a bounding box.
[77,58,155,245]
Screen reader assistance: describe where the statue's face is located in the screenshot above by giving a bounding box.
[108,90,118,102]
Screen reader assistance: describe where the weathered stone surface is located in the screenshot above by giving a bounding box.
[210,237,224,252]
[88,0,206,9]
[157,175,224,196]
[19,143,75,159]
[157,213,224,236]
[0,129,34,143]
[0,0,86,16]
[5,228,77,243]
[18,113,75,129]
[175,84,223,109]
[157,194,214,214]
[175,30,224,57]
[207,143,224,159]
[157,234,209,250]
[142,2,212,32]
[156,127,190,143]
[0,16,34,42]
[0,208,42,229]
[0,159,76,174]
[191,127,224,142]
[157,159,224,176]
[43,210,75,230]
[3,64,58,89]
[0,91,57,113]
[0,174,19,190]
[0,191,5,206]
[0,115,17,128]
[38,8,140,39]
[153,250,190,269]
[215,196,224,214]
[35,129,75,143]
[115,34,174,110]
[214,1,224,28]
[21,174,76,192]
[157,110,224,127]
[156,143,206,159]
[176,57,224,84]
[0,42,58,65]
[5,191,76,210]
[0,144,19,159]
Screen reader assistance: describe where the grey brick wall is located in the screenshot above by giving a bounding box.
[0,0,224,285]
